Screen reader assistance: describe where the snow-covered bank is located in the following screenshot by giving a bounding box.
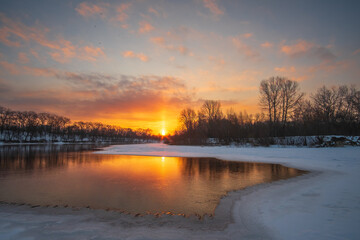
[1,143,359,240]
[98,144,360,239]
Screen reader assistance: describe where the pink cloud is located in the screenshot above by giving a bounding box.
[75,2,108,17]
[202,0,224,16]
[122,51,149,62]
[138,21,154,34]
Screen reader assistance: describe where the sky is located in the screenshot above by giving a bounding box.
[0,0,359,134]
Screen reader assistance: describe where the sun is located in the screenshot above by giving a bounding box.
[161,129,166,136]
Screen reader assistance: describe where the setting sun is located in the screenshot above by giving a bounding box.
[161,129,166,136]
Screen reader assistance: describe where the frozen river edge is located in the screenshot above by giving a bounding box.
[1,143,359,240]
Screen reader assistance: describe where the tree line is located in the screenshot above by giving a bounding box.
[171,77,360,145]
[0,107,158,143]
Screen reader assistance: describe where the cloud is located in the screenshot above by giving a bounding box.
[0,13,106,63]
[148,6,167,18]
[307,60,351,74]
[202,0,224,16]
[30,49,40,59]
[0,78,10,93]
[0,73,194,124]
[0,61,20,75]
[280,39,336,61]
[17,52,29,63]
[23,66,57,77]
[353,48,360,55]
[115,3,131,22]
[150,36,192,56]
[231,37,259,59]
[208,56,225,66]
[122,51,149,62]
[75,2,131,29]
[0,60,57,77]
[0,13,39,47]
[79,46,106,62]
[281,39,314,56]
[274,66,309,82]
[261,42,273,48]
[274,66,296,73]
[138,21,154,34]
[242,33,253,39]
[75,2,108,18]
[313,47,336,61]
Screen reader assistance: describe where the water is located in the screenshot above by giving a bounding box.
[0,144,306,216]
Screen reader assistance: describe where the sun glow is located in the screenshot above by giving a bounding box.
[161,129,166,136]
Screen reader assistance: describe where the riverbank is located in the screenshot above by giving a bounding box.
[0,143,359,239]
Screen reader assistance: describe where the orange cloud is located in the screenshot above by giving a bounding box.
[0,73,193,132]
[208,56,225,66]
[75,2,108,18]
[122,51,149,62]
[281,39,337,62]
[353,48,360,55]
[202,0,224,16]
[274,66,296,73]
[150,36,192,56]
[115,3,131,22]
[18,52,29,63]
[231,37,259,59]
[138,21,154,34]
[0,78,10,93]
[273,66,309,82]
[80,46,106,62]
[307,60,351,74]
[0,61,20,75]
[242,33,253,39]
[281,39,314,56]
[0,13,105,63]
[23,66,57,77]
[148,6,167,18]
[0,60,58,77]
[0,13,36,47]
[261,41,273,48]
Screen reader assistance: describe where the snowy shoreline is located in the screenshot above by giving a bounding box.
[0,143,359,239]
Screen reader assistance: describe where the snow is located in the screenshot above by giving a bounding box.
[1,143,360,239]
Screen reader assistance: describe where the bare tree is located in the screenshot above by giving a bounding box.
[259,77,283,123]
[260,77,303,126]
[199,100,222,122]
[280,79,304,125]
[312,85,342,122]
[179,108,197,134]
